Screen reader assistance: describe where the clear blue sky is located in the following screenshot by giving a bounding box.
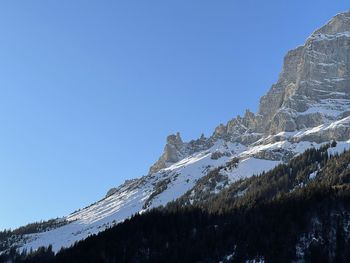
[0,1,349,230]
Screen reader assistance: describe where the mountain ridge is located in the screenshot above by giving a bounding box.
[2,11,350,255]
[5,140,350,262]
[150,11,350,173]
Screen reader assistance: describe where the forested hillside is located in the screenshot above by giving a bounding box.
[2,143,350,262]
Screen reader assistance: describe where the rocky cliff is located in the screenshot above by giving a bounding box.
[3,12,350,255]
[150,12,350,173]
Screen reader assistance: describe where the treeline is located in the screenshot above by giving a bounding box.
[186,142,341,212]
[3,142,350,262]
[0,219,67,251]
[7,186,350,262]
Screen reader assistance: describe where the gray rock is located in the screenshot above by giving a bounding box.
[149,132,213,174]
[149,132,184,174]
[149,12,350,174]
[105,188,118,198]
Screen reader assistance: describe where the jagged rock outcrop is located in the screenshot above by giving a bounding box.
[260,12,350,133]
[105,188,117,198]
[5,12,350,255]
[149,132,185,174]
[150,12,350,173]
[149,132,213,174]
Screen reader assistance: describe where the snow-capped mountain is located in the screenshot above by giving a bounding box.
[3,12,350,254]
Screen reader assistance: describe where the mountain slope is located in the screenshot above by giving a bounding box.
[5,142,350,263]
[2,11,350,254]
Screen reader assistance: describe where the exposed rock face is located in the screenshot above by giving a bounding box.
[105,188,118,198]
[7,12,350,255]
[149,132,212,174]
[150,12,350,173]
[260,12,350,133]
[162,132,184,163]
[149,132,184,174]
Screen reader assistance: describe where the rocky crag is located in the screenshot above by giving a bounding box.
[2,12,350,254]
[151,12,350,173]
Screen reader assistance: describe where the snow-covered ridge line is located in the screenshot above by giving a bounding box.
[15,140,269,252]
[3,11,350,255]
[14,136,350,253]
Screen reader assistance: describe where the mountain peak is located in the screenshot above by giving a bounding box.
[4,12,350,256]
[312,11,350,36]
[149,11,350,174]
[257,11,350,134]
[166,132,183,146]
